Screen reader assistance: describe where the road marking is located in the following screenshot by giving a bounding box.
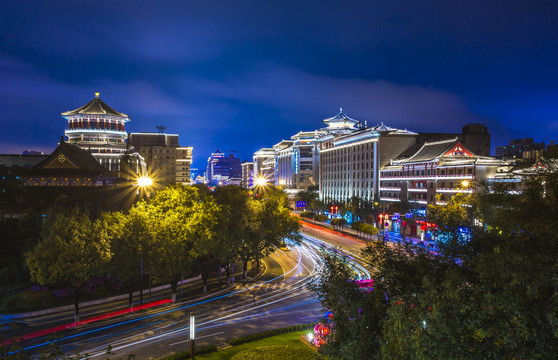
[169,332,225,346]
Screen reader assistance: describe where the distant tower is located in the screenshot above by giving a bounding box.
[156,125,166,134]
[61,92,130,172]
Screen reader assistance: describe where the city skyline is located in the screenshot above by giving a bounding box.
[1,1,557,169]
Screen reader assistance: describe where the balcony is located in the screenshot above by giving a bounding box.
[380,175,436,180]
[379,197,401,202]
[379,186,401,191]
[437,174,473,180]
[408,187,427,192]
[437,188,473,193]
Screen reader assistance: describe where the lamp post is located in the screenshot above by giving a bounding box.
[136,175,152,305]
[190,312,196,359]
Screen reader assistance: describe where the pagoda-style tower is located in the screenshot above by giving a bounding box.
[62,92,130,172]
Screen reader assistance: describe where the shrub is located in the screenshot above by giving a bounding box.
[228,323,314,346]
[231,345,316,360]
[314,214,327,222]
[351,221,363,232]
[300,211,315,219]
[158,345,218,360]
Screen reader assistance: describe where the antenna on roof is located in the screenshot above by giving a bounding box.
[156,125,166,134]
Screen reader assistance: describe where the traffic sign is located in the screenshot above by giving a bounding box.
[406,213,413,219]
[296,201,307,208]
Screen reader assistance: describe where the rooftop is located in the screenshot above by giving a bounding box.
[61,92,129,118]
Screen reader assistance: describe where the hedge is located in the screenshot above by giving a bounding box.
[299,211,315,219]
[227,323,315,346]
[314,214,327,222]
[231,345,316,360]
[158,345,218,360]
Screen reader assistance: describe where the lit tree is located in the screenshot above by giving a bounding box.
[25,207,111,323]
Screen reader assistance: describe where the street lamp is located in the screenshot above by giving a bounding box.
[190,312,196,359]
[137,176,153,187]
[136,175,152,305]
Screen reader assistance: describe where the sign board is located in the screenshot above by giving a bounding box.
[296,201,307,208]
[392,213,400,220]
[406,213,413,219]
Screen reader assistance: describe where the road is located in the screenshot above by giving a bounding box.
[5,231,370,359]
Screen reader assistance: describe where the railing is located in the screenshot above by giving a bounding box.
[379,197,401,202]
[408,188,427,192]
[379,186,401,191]
[380,174,473,180]
[437,188,473,193]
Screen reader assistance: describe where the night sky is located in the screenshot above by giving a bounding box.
[1,0,557,170]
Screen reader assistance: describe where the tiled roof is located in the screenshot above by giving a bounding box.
[29,140,112,176]
[61,92,128,118]
[398,138,459,163]
[322,108,360,124]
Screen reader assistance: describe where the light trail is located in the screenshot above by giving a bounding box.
[17,231,363,359]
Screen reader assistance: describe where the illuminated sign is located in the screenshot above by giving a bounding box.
[296,201,307,208]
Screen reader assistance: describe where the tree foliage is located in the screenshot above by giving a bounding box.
[311,161,558,359]
[25,207,111,322]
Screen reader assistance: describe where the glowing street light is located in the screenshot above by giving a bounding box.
[461,180,469,188]
[137,176,153,187]
[255,177,267,186]
[190,312,196,359]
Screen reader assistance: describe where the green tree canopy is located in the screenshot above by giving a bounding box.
[25,207,111,322]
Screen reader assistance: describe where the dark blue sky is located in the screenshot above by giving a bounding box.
[1,0,557,169]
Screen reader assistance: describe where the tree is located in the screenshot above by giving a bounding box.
[311,161,558,359]
[141,185,202,300]
[101,208,155,308]
[212,186,251,286]
[309,253,386,360]
[25,207,111,323]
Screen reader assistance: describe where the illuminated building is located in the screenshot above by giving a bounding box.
[256,108,362,193]
[23,138,118,187]
[253,148,276,185]
[320,123,418,203]
[128,133,193,186]
[379,138,506,206]
[407,123,491,157]
[241,162,254,188]
[495,137,546,159]
[205,150,242,186]
[62,92,132,172]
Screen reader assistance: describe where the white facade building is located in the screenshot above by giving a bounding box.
[320,123,418,203]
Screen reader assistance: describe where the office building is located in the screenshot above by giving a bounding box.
[128,133,193,186]
[205,150,242,186]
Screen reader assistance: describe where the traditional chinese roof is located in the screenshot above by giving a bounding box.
[322,108,360,125]
[61,92,129,118]
[28,139,112,176]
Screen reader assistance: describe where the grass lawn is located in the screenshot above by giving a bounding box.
[195,331,316,360]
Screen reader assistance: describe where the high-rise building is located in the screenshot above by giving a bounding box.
[205,150,242,185]
[128,132,193,186]
[62,92,131,172]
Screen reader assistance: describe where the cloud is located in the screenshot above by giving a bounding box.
[195,64,478,133]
